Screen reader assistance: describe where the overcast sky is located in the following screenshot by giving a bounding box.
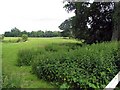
[0,0,75,34]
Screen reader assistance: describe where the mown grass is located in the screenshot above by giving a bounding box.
[2,37,80,88]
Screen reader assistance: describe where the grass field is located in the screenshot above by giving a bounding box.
[2,37,79,88]
[2,37,120,89]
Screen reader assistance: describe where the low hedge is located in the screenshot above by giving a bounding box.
[32,42,119,89]
[17,41,119,88]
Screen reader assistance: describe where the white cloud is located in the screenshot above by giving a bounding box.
[0,0,74,34]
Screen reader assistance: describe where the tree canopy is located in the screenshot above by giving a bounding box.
[60,1,120,44]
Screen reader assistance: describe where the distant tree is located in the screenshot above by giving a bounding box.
[4,31,11,37]
[53,31,61,37]
[22,34,28,42]
[44,31,53,37]
[4,27,61,37]
[4,27,21,37]
[21,30,28,35]
[30,31,38,37]
[37,30,44,37]
[11,27,21,37]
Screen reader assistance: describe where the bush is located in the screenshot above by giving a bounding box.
[0,34,4,41]
[22,34,28,42]
[17,41,119,88]
[32,42,119,89]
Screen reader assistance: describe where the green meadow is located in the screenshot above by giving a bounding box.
[2,37,120,89]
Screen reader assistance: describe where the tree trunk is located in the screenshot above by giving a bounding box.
[112,24,119,41]
[112,2,120,41]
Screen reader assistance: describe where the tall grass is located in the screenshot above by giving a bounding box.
[17,43,82,66]
[2,72,21,88]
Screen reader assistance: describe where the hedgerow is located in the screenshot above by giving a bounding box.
[17,41,119,88]
[32,42,119,89]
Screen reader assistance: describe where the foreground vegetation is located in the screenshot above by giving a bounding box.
[17,38,120,88]
[2,37,120,89]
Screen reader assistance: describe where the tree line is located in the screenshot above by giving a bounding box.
[59,1,120,44]
[4,27,61,37]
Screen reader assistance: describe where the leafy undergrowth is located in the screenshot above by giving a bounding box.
[17,41,120,89]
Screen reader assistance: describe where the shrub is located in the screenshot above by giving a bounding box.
[22,34,28,42]
[0,34,4,41]
[17,41,119,88]
[32,42,119,89]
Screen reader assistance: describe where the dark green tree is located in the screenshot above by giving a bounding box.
[87,2,113,43]
[21,30,28,35]
[37,30,44,37]
[63,1,114,44]
[10,27,21,37]
[44,31,53,37]
[52,31,61,37]
[4,32,11,37]
[59,17,75,38]
[4,27,21,37]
